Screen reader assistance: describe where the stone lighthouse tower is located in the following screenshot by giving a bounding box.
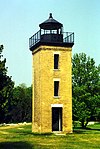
[29,13,74,133]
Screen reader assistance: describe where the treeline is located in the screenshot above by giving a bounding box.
[2,83,32,123]
[72,53,100,128]
[0,45,100,128]
[9,84,32,123]
[0,45,32,123]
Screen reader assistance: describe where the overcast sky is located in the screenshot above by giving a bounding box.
[0,0,100,86]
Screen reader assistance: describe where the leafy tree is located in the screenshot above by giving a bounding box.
[72,53,100,128]
[0,45,14,123]
[11,83,32,123]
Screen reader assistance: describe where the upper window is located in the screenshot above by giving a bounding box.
[54,54,59,69]
[54,81,59,96]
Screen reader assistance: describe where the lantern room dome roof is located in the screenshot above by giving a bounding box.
[39,13,63,30]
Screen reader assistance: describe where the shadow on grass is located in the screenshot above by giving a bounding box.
[85,128,100,131]
[73,127,100,134]
[0,141,33,149]
[14,130,53,136]
[30,132,53,136]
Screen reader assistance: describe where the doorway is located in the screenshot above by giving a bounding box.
[52,107,62,131]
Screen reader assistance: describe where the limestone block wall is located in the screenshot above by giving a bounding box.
[32,45,72,133]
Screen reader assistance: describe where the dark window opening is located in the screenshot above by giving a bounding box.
[54,54,59,69]
[54,81,59,96]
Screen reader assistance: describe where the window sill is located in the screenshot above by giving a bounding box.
[53,96,60,99]
[53,69,60,71]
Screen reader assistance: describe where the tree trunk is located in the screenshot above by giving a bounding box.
[81,119,88,129]
[81,119,85,128]
[84,119,88,128]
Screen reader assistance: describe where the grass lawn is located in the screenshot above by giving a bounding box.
[0,123,100,149]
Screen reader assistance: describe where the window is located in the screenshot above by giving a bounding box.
[54,54,59,69]
[54,81,59,96]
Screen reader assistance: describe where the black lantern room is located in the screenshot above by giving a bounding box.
[29,13,74,51]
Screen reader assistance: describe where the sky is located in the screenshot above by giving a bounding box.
[0,0,100,86]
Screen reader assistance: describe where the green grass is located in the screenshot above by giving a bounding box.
[0,123,100,149]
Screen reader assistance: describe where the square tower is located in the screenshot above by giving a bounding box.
[29,13,74,133]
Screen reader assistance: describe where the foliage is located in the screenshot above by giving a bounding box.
[72,53,100,128]
[11,83,32,123]
[0,45,14,123]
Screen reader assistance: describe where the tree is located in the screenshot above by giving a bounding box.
[72,53,100,128]
[11,83,32,123]
[0,45,14,123]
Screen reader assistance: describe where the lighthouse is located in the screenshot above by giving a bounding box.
[29,13,74,133]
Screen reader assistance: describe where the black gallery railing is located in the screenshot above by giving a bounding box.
[29,30,74,48]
